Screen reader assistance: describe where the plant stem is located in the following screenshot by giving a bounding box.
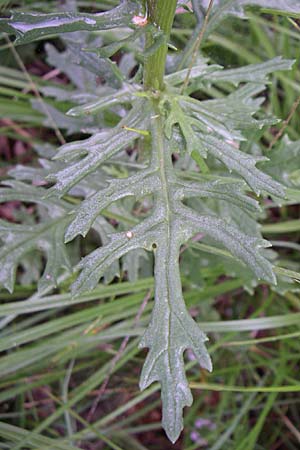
[143,0,177,91]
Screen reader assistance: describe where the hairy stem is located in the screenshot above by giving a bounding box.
[144,0,177,90]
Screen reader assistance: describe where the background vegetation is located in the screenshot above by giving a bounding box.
[0,1,300,449]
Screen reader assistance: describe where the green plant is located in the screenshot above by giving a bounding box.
[0,0,300,444]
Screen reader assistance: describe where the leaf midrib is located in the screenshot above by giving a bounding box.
[155,108,180,425]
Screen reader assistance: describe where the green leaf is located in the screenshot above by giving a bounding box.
[261,136,300,188]
[0,9,296,442]
[66,99,278,440]
[139,240,212,443]
[208,57,295,86]
[70,111,213,441]
[35,49,289,439]
[0,218,71,293]
[31,99,89,135]
[161,87,285,198]
[66,84,138,117]
[45,39,124,91]
[48,101,148,196]
[122,249,149,282]
[176,205,275,284]
[200,135,283,197]
[175,179,260,215]
[167,57,294,89]
[65,169,159,242]
[91,22,165,59]
[0,181,71,292]
[206,1,300,37]
[0,1,141,45]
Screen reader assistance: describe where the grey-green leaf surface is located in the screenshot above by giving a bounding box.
[0,218,71,293]
[0,0,140,45]
[262,137,300,188]
[16,52,288,441]
[0,182,71,292]
[166,57,294,88]
[206,1,300,37]
[0,5,297,444]
[64,93,280,440]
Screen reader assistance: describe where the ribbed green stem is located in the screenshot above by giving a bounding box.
[143,0,177,90]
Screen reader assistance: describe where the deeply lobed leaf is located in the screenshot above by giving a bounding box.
[60,88,283,439]
[0,0,296,442]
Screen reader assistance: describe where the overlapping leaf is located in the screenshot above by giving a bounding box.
[262,136,300,188]
[0,181,71,292]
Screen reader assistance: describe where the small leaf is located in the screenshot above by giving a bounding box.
[0,180,64,216]
[162,96,207,157]
[67,41,125,88]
